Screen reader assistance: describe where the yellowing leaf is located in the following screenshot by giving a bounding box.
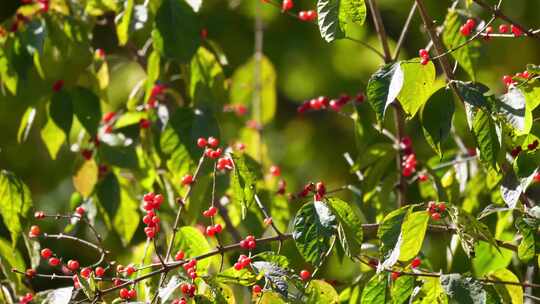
[72,159,98,198]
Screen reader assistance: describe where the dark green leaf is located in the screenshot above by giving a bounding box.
[326,197,363,258]
[152,0,201,63]
[421,88,455,156]
[49,90,73,139]
[377,206,410,258]
[72,87,101,135]
[454,81,490,109]
[18,18,47,56]
[316,0,367,42]
[440,274,486,304]
[361,273,388,304]
[292,201,337,265]
[96,172,121,219]
[0,171,32,247]
[442,10,480,80]
[391,275,415,304]
[98,144,139,169]
[471,106,500,169]
[367,62,404,122]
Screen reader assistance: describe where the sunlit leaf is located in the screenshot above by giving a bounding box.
[367,62,404,122]
[0,171,32,247]
[306,280,339,303]
[72,159,98,198]
[317,0,366,42]
[361,273,388,304]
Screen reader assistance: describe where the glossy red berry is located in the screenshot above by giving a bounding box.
[119,288,129,299]
[75,206,85,216]
[270,165,281,177]
[41,248,53,259]
[52,80,64,92]
[418,174,428,182]
[34,211,45,219]
[391,271,401,280]
[431,212,441,221]
[252,285,262,294]
[25,269,37,278]
[465,18,476,29]
[300,270,311,281]
[511,24,523,37]
[411,257,421,268]
[48,257,60,267]
[181,174,194,186]
[438,202,446,212]
[139,118,151,129]
[298,10,317,22]
[502,75,513,86]
[175,250,185,261]
[460,24,471,36]
[197,137,207,147]
[125,265,136,276]
[534,172,540,183]
[420,57,429,65]
[208,136,219,147]
[94,266,105,277]
[499,24,509,33]
[281,0,293,12]
[128,289,137,299]
[80,267,92,278]
[418,49,429,58]
[102,112,116,123]
[67,260,80,271]
[29,225,41,237]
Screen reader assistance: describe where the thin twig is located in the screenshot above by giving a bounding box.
[393,2,417,60]
[472,0,540,39]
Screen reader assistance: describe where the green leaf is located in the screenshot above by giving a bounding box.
[391,275,415,304]
[440,274,486,304]
[397,211,429,262]
[98,144,139,169]
[421,88,455,156]
[316,0,366,43]
[34,287,73,304]
[190,47,227,110]
[471,106,500,169]
[398,59,441,118]
[254,251,290,268]
[442,10,480,80]
[306,280,339,304]
[96,172,121,219]
[0,236,26,292]
[487,269,523,304]
[173,226,217,273]
[230,55,277,124]
[72,159,98,198]
[472,241,512,277]
[326,197,363,258]
[252,261,288,297]
[417,276,448,304]
[454,81,490,110]
[516,218,536,262]
[40,115,66,159]
[377,205,411,258]
[116,0,134,45]
[292,201,337,265]
[19,18,47,56]
[49,90,73,139]
[113,180,140,246]
[367,62,404,122]
[0,45,18,94]
[230,153,261,217]
[76,273,96,299]
[259,292,287,304]
[17,107,36,143]
[361,273,388,304]
[86,0,118,15]
[216,267,257,286]
[497,87,528,135]
[144,50,161,102]
[152,0,201,63]
[72,87,101,135]
[0,171,32,247]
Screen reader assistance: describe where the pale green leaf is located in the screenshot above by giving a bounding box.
[0,171,32,247]
[442,10,480,80]
[190,47,227,110]
[116,0,134,45]
[173,226,217,273]
[487,269,523,304]
[398,59,440,118]
[40,116,66,159]
[17,107,36,144]
[398,211,429,262]
[306,280,339,304]
[361,273,388,304]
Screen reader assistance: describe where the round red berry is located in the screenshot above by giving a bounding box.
[208,137,219,147]
[281,0,293,12]
[175,250,185,261]
[95,266,105,277]
[411,257,421,268]
[499,24,509,33]
[197,137,207,147]
[75,206,85,216]
[40,248,53,259]
[391,271,401,280]
[418,49,429,58]
[181,174,194,186]
[119,288,129,299]
[431,212,441,221]
[29,225,41,237]
[252,284,262,294]
[48,257,60,267]
[300,270,311,281]
[270,165,281,177]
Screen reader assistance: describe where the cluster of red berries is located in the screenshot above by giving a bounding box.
[299,269,311,281]
[172,298,188,304]
[182,258,198,279]
[100,111,116,134]
[202,206,218,218]
[180,282,197,297]
[239,235,257,250]
[297,93,364,113]
[119,288,137,300]
[418,48,430,65]
[298,10,317,22]
[499,24,523,37]
[296,181,326,200]
[223,104,248,116]
[459,18,477,36]
[205,223,223,237]
[19,293,33,304]
[40,248,58,267]
[426,201,446,220]
[142,192,164,239]
[233,254,252,270]
[198,136,223,159]
[417,173,429,182]
[502,71,531,87]
[116,264,137,277]
[511,140,538,157]
[217,157,233,171]
[400,137,417,177]
[75,206,85,217]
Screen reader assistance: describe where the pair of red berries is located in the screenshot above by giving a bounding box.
[460,18,476,36]
[205,224,222,237]
[234,255,252,270]
[418,48,430,65]
[402,153,417,177]
[142,192,164,211]
[499,24,523,37]
[119,288,136,299]
[202,206,218,217]
[217,157,233,171]
[427,201,446,220]
[240,235,257,250]
[117,264,137,276]
[180,283,197,297]
[298,10,317,21]
[19,293,33,304]
[197,136,219,148]
[172,298,188,304]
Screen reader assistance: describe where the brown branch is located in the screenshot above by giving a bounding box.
[40,233,107,267]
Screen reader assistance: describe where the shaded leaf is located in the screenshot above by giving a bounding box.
[392,275,415,304]
[442,10,480,80]
[471,106,500,169]
[367,62,404,122]
[421,88,455,156]
[190,47,227,110]
[440,274,486,304]
[72,87,101,135]
[317,0,367,42]
[49,90,73,139]
[0,237,26,292]
[326,197,363,258]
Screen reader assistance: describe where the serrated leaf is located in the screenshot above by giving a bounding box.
[361,273,388,304]
[72,87,101,135]
[152,0,201,63]
[17,107,36,143]
[306,280,339,303]
[230,153,260,218]
[471,106,500,169]
[454,81,490,110]
[398,59,441,118]
[293,201,337,265]
[35,287,73,304]
[317,0,366,42]
[442,10,480,80]
[367,62,404,122]
[216,267,257,286]
[487,269,523,304]
[173,226,217,273]
[252,261,289,298]
[0,171,32,247]
[497,87,528,134]
[326,197,363,258]
[392,275,415,304]
[230,55,276,124]
[397,211,429,262]
[440,274,486,304]
[516,218,536,262]
[72,159,98,198]
[190,47,227,110]
[421,88,455,156]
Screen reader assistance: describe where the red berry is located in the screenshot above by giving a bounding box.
[119,288,129,299]
[460,24,471,36]
[252,285,262,294]
[67,260,80,271]
[300,270,311,281]
[95,48,105,59]
[521,71,530,79]
[40,248,53,259]
[208,137,219,147]
[95,266,105,277]
[438,202,446,212]
[29,225,41,237]
[298,10,317,22]
[270,165,281,177]
[75,206,85,216]
[502,75,513,86]
[151,84,166,97]
[465,18,476,29]
[534,172,540,183]
[48,257,60,267]
[102,112,116,123]
[175,250,185,261]
[511,24,523,37]
[431,212,441,221]
[52,80,64,92]
[418,49,429,58]
[214,224,222,233]
[281,0,293,12]
[80,267,92,279]
[420,57,429,65]
[139,118,151,129]
[391,271,401,280]
[181,174,194,186]
[418,174,428,182]
[128,289,137,299]
[411,257,421,268]
[25,269,36,278]
[34,211,45,219]
[206,226,216,236]
[125,265,136,276]
[499,24,509,33]
[197,137,207,148]
[263,217,273,226]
